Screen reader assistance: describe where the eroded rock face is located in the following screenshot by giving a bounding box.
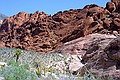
[113,18,120,29]
[80,34,120,79]
[0,41,5,48]
[112,0,120,12]
[106,2,116,12]
[0,1,120,53]
[56,33,120,79]
[105,37,120,62]
[56,33,116,55]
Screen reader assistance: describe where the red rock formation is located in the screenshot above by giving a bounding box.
[112,0,120,12]
[106,2,116,12]
[0,1,120,53]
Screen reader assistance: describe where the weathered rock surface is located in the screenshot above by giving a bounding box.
[0,1,120,53]
[55,33,120,79]
[106,2,116,12]
[55,33,116,55]
[111,0,120,12]
[87,35,120,80]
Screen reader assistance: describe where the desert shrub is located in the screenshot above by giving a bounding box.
[0,60,38,80]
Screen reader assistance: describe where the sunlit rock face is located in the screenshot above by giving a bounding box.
[0,1,120,53]
[56,33,120,79]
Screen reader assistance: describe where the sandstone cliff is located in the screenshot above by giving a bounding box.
[0,1,120,53]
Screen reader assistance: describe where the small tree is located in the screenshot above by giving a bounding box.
[14,49,22,62]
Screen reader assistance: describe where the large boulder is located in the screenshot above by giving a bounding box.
[56,33,120,79]
[82,35,120,79]
[105,37,120,62]
[113,18,120,29]
[56,33,116,55]
[106,2,116,12]
[111,0,120,12]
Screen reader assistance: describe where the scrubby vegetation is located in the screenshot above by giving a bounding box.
[0,60,38,80]
[0,48,112,80]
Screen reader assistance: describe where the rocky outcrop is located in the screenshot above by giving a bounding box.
[106,2,116,12]
[111,0,120,12]
[1,1,120,79]
[55,33,116,55]
[55,33,120,79]
[105,37,120,63]
[1,1,120,53]
[85,35,120,80]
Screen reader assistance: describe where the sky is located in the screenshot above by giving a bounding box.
[0,0,110,17]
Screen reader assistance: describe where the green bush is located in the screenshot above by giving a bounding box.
[0,60,38,80]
